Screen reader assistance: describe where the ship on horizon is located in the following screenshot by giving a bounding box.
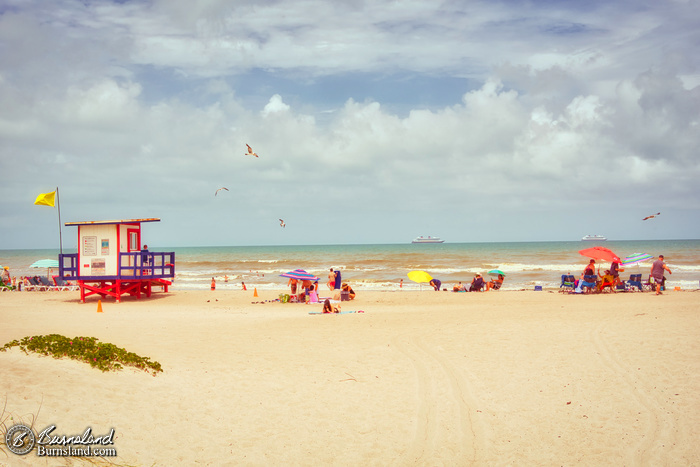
[412,236,445,244]
[581,234,607,241]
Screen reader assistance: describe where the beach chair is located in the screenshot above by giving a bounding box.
[598,278,615,293]
[581,275,598,293]
[559,275,575,293]
[38,276,56,290]
[28,277,47,291]
[53,277,76,291]
[469,277,485,292]
[627,274,643,292]
[642,276,656,292]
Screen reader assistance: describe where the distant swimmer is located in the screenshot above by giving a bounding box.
[246,144,258,158]
[279,219,286,228]
[215,187,229,196]
[643,212,661,221]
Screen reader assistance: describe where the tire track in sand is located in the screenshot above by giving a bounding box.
[392,331,485,465]
[590,316,663,465]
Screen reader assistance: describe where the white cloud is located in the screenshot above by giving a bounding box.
[0,0,698,247]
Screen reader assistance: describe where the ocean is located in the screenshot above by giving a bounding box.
[2,240,699,292]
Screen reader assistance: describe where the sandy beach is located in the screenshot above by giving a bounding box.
[1,289,699,466]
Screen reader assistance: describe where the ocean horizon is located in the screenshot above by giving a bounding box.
[2,239,699,292]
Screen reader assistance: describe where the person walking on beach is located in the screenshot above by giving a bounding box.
[650,255,672,295]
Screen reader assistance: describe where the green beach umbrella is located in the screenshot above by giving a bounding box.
[30,258,59,277]
[488,269,506,276]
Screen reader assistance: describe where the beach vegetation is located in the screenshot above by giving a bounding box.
[0,334,162,376]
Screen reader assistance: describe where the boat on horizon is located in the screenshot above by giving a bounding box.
[412,236,445,244]
[582,234,607,241]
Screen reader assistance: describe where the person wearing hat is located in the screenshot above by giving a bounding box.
[469,274,485,292]
[650,255,672,295]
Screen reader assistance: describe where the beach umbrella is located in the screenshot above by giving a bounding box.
[407,270,433,283]
[487,269,506,277]
[578,246,621,263]
[621,253,654,268]
[30,259,59,269]
[30,258,59,278]
[279,269,320,281]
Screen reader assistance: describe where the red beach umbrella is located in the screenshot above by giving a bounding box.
[578,246,621,263]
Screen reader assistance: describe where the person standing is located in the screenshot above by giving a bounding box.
[610,259,620,289]
[1,266,10,284]
[650,255,672,295]
[327,268,335,291]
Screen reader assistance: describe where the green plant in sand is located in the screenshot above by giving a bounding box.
[0,334,162,376]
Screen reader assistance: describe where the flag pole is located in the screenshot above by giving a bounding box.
[56,186,63,256]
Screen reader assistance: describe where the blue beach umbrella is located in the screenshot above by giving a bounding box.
[279,269,320,281]
[487,269,506,277]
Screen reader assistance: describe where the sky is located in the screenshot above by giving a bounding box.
[1,0,699,249]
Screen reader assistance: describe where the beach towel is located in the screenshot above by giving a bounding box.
[334,270,342,290]
[308,310,359,315]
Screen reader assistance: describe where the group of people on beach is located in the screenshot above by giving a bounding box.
[575,255,671,294]
[0,266,77,292]
[284,268,356,304]
[425,273,505,292]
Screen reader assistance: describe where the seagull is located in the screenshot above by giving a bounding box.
[642,212,660,221]
[246,144,258,158]
[279,219,286,228]
[215,187,229,196]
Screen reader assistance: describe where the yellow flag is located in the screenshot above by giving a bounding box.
[34,191,56,207]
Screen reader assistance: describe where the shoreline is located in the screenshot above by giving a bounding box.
[1,290,699,465]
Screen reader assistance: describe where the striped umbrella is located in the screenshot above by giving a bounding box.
[279,269,320,281]
[621,253,654,268]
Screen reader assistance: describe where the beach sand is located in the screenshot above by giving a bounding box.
[1,289,699,466]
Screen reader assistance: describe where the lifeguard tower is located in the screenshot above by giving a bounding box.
[58,218,175,302]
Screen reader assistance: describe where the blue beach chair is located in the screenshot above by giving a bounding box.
[559,275,575,293]
[580,275,598,293]
[627,274,643,292]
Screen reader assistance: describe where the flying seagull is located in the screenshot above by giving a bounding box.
[215,187,229,196]
[279,219,286,228]
[642,212,660,221]
[246,144,258,158]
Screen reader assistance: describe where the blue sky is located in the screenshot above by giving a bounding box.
[1,0,699,249]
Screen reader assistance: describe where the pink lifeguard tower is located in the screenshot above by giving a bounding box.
[59,218,175,302]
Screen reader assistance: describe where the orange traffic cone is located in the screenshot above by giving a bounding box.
[97,300,103,313]
[253,288,258,297]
